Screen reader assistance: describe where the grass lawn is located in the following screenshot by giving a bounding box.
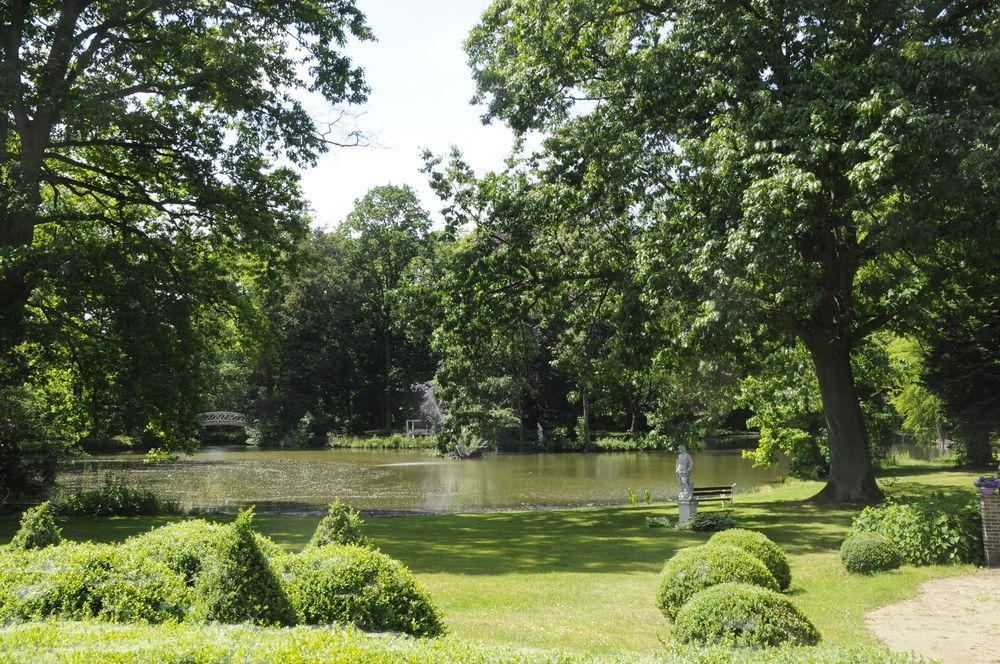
[0,459,981,658]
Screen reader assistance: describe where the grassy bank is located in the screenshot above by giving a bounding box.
[327,433,439,450]
[0,460,980,658]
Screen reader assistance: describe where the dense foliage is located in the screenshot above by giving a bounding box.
[9,501,61,549]
[674,583,820,648]
[308,499,370,548]
[52,476,178,516]
[656,544,778,620]
[684,512,738,532]
[708,530,792,591]
[839,533,903,575]
[281,544,444,637]
[851,499,984,565]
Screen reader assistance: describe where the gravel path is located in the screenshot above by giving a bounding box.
[867,569,1000,664]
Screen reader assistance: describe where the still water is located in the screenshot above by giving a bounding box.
[60,447,790,514]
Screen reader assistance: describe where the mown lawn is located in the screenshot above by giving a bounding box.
[0,460,980,657]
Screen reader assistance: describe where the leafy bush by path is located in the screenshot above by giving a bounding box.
[308,498,370,548]
[673,582,820,648]
[52,476,179,516]
[840,533,903,574]
[708,529,792,590]
[851,498,983,565]
[281,543,445,637]
[0,621,927,663]
[0,542,189,623]
[684,512,738,532]
[188,508,296,626]
[9,501,61,549]
[656,544,778,620]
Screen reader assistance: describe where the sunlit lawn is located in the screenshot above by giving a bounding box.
[0,460,980,656]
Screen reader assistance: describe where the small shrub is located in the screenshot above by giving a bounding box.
[0,542,189,623]
[673,582,820,647]
[685,512,737,532]
[281,544,444,637]
[188,508,296,626]
[840,532,903,574]
[851,498,983,565]
[309,499,369,548]
[709,529,792,590]
[52,475,178,516]
[9,501,62,549]
[656,544,778,620]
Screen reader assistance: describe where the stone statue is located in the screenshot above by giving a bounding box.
[675,444,694,502]
[536,422,544,445]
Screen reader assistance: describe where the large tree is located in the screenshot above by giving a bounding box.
[466,0,1000,502]
[0,0,371,357]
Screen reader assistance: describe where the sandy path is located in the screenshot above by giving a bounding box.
[867,569,1000,664]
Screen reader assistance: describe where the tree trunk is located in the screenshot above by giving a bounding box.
[581,391,591,449]
[936,418,948,452]
[801,330,883,504]
[383,333,392,433]
[962,424,994,468]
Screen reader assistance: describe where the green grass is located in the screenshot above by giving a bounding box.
[0,460,980,658]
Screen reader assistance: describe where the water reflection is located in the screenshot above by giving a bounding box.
[61,447,789,514]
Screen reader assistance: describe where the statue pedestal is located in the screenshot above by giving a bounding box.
[678,500,697,525]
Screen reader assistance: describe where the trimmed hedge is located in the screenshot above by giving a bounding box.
[281,544,445,637]
[9,501,62,550]
[656,544,778,620]
[709,529,792,590]
[308,498,370,548]
[187,509,296,626]
[0,542,189,623]
[840,533,902,574]
[851,499,983,565]
[674,582,820,647]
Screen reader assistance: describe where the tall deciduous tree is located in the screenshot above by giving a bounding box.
[466,0,1000,502]
[0,0,371,356]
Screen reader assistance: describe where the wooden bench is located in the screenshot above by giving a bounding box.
[691,484,735,510]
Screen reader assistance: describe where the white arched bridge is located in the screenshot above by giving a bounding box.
[197,411,251,428]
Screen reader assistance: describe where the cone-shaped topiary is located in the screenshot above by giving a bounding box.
[189,507,296,626]
[9,502,62,550]
[840,532,903,574]
[708,528,792,590]
[656,544,778,620]
[282,544,444,637]
[674,582,820,647]
[308,498,369,548]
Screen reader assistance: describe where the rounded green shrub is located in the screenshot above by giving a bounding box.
[0,542,189,623]
[673,582,820,647]
[656,544,778,620]
[188,508,296,626]
[282,544,444,637]
[308,498,369,548]
[708,529,792,590]
[840,532,903,574]
[9,501,62,550]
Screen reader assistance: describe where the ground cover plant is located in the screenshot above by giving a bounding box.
[840,533,903,575]
[0,463,981,656]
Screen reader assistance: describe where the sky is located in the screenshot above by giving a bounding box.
[298,0,515,229]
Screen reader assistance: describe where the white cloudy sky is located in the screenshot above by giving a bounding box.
[298,0,514,228]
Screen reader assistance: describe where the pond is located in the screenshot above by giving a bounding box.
[60,446,794,514]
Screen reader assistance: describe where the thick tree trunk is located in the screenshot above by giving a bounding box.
[581,391,591,449]
[383,334,392,433]
[962,425,994,468]
[801,330,883,504]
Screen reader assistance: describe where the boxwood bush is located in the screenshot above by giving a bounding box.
[851,498,983,565]
[0,542,189,623]
[840,532,902,574]
[9,501,62,550]
[673,582,820,647]
[656,544,778,620]
[708,529,792,590]
[281,544,444,637]
[187,509,296,626]
[308,498,370,548]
